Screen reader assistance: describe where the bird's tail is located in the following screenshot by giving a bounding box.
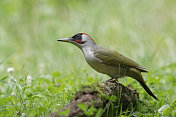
[137,76,159,100]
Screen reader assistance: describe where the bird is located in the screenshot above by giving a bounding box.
[57,33,158,100]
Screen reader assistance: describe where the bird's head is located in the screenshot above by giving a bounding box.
[57,33,96,49]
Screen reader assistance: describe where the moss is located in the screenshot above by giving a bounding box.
[75,83,106,99]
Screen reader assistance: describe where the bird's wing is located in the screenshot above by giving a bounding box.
[94,46,148,73]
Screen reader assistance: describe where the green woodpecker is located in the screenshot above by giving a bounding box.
[57,33,158,100]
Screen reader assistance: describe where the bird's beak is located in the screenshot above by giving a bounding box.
[57,38,73,43]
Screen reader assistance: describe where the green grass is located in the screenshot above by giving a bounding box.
[0,0,176,116]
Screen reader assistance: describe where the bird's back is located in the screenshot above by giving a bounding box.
[93,46,148,73]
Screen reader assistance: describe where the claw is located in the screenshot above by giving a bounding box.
[107,78,117,83]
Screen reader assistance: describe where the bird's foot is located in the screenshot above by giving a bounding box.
[107,78,117,83]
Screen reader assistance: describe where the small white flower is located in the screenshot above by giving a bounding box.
[27,75,32,84]
[156,76,158,79]
[7,67,14,73]
[22,112,26,117]
[56,104,61,106]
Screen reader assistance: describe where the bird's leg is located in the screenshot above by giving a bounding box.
[107,75,120,83]
[107,78,117,83]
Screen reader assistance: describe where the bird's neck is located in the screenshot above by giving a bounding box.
[81,44,97,56]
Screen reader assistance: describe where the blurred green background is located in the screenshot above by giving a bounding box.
[0,0,176,116]
[0,0,176,75]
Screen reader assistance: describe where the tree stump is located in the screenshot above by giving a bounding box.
[50,80,139,117]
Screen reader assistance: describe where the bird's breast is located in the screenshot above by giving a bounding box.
[82,47,118,77]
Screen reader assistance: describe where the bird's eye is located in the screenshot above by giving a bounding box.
[76,35,80,38]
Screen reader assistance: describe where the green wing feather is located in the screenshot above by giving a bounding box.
[94,46,148,73]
